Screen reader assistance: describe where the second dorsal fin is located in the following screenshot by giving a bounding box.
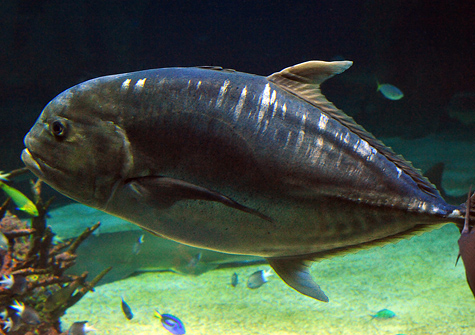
[267,60,439,198]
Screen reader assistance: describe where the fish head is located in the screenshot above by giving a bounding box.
[22,77,132,208]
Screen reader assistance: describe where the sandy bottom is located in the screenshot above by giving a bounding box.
[60,223,474,335]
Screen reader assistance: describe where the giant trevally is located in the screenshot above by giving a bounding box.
[21,60,471,302]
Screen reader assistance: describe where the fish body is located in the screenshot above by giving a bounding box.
[371,308,396,319]
[10,300,40,325]
[121,297,134,320]
[377,82,404,100]
[0,275,13,289]
[1,275,27,294]
[155,310,185,335]
[132,234,144,255]
[0,181,38,216]
[22,61,466,302]
[0,232,8,250]
[247,269,272,289]
[231,272,238,287]
[68,321,96,335]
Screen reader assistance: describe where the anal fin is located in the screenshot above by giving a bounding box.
[267,257,329,302]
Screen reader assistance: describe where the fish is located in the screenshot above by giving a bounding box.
[154,310,185,335]
[458,191,475,297]
[132,234,144,255]
[0,275,27,294]
[377,82,404,100]
[22,60,470,302]
[0,275,13,289]
[0,181,38,216]
[121,296,134,320]
[371,308,396,319]
[231,272,238,287]
[44,280,82,312]
[10,300,40,325]
[0,171,11,181]
[247,269,272,289]
[64,228,263,285]
[2,317,13,332]
[68,321,96,335]
[0,231,8,250]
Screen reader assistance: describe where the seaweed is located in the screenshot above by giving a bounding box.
[0,170,111,334]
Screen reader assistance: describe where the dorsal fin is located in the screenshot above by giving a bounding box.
[197,65,236,73]
[267,61,439,197]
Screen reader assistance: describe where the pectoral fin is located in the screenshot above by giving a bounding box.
[267,257,329,302]
[127,176,272,222]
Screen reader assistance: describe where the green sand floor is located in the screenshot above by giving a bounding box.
[61,223,475,335]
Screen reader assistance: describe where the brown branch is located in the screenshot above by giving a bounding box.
[5,167,30,179]
[11,268,50,276]
[3,228,35,239]
[0,198,11,219]
[38,226,54,268]
[67,222,101,254]
[28,275,77,290]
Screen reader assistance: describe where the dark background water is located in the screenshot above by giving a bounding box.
[0,0,474,172]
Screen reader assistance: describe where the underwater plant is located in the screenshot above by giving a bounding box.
[0,169,110,334]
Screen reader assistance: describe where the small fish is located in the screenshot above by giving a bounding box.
[10,300,41,325]
[132,234,144,255]
[458,191,475,297]
[0,172,10,181]
[231,272,238,287]
[0,232,8,250]
[0,181,38,216]
[0,275,27,294]
[377,82,404,100]
[0,275,13,289]
[247,269,272,289]
[187,252,202,268]
[121,296,134,320]
[371,308,396,319]
[44,280,82,311]
[68,321,96,335]
[2,317,12,332]
[154,310,185,335]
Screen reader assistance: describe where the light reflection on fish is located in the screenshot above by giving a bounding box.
[22,60,471,302]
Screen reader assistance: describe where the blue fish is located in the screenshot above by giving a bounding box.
[154,310,185,335]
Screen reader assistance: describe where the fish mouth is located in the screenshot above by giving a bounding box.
[21,147,63,181]
[21,148,44,178]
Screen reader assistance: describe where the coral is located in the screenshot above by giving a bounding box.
[0,174,110,334]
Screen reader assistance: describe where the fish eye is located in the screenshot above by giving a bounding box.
[50,120,67,138]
